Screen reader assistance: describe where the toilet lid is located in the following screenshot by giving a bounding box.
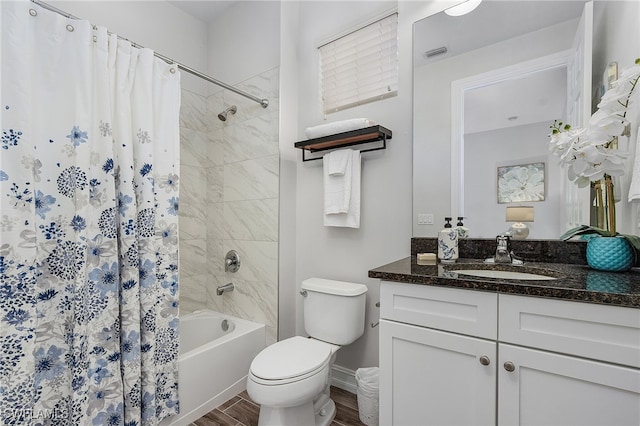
[250,336,333,381]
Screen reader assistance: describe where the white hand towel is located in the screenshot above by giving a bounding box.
[306,118,376,139]
[324,150,361,228]
[628,126,640,202]
[327,149,351,176]
[324,149,353,214]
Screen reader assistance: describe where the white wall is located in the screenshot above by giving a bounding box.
[281,0,463,374]
[207,0,281,91]
[292,1,401,371]
[286,1,443,372]
[49,0,208,93]
[278,1,300,341]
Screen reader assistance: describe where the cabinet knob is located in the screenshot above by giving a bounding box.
[503,361,516,372]
[479,356,491,366]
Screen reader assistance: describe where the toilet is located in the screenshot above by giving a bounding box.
[247,277,368,426]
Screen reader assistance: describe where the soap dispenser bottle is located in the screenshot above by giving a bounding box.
[455,217,469,239]
[438,217,459,263]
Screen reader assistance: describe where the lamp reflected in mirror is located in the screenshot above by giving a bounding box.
[506,206,534,240]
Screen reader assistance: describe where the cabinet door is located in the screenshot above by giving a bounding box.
[380,319,496,426]
[499,344,640,426]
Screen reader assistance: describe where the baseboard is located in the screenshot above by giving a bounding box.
[331,364,358,394]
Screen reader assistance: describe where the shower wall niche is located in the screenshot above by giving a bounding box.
[179,67,280,345]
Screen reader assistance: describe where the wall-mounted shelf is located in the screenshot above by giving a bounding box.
[294,125,392,162]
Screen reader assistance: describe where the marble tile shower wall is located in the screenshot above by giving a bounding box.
[179,67,280,346]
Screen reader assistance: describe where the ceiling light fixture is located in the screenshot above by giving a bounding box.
[445,0,482,17]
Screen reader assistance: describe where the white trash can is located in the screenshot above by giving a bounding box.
[355,367,379,426]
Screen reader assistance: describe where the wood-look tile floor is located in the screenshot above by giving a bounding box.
[191,386,367,426]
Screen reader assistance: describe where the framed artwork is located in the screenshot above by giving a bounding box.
[497,162,545,203]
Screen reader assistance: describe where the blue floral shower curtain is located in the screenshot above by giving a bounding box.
[1,2,181,425]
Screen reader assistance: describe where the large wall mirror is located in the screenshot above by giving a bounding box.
[412,0,640,239]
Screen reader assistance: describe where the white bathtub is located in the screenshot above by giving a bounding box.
[160,310,266,426]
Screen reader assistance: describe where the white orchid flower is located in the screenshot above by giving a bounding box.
[548,60,639,236]
[588,109,629,139]
[548,57,638,223]
[597,89,630,113]
[549,126,584,163]
[615,62,640,86]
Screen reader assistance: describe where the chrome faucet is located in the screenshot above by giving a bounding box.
[216,282,234,296]
[224,250,241,273]
[484,234,524,265]
[494,234,512,263]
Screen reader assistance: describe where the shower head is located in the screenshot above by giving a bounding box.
[218,105,237,121]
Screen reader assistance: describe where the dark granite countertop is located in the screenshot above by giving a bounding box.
[369,257,640,308]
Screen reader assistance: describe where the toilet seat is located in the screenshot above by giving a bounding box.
[249,336,336,385]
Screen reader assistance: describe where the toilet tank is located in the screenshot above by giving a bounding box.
[301,278,368,346]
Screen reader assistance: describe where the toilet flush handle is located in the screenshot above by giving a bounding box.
[300,290,308,297]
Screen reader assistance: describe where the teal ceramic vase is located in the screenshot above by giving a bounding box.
[586,236,634,272]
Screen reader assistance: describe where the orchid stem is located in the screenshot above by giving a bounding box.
[605,174,616,235]
[595,180,604,229]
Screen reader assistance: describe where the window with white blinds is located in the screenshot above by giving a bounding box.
[319,13,398,114]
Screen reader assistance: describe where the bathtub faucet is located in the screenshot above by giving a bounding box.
[216,282,234,296]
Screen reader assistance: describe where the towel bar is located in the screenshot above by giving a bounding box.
[294,125,392,162]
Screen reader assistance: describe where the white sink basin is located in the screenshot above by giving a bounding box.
[454,269,557,280]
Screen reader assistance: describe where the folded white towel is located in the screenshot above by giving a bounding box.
[326,149,351,176]
[324,149,353,214]
[324,150,361,228]
[628,126,640,202]
[306,118,376,139]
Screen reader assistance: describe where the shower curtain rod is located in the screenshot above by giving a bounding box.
[30,0,270,109]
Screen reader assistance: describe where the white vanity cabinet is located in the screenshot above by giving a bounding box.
[379,281,640,426]
[379,282,498,426]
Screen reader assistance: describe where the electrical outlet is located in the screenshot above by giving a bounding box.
[417,213,434,225]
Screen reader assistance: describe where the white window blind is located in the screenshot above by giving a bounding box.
[319,13,398,114]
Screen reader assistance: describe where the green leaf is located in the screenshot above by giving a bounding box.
[560,225,612,240]
[621,233,640,253]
